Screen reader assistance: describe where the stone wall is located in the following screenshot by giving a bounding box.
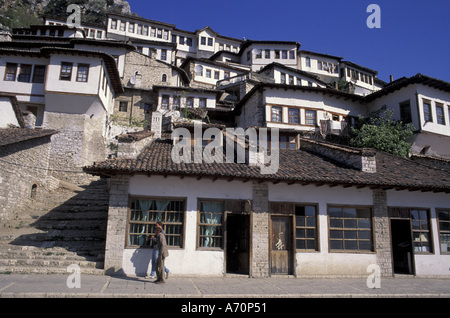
[104,174,130,275]
[0,134,52,224]
[44,112,104,184]
[300,138,377,173]
[251,181,270,277]
[372,189,393,277]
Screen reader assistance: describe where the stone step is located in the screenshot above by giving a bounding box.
[0,266,105,275]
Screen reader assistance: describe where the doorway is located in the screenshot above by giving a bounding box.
[226,214,250,275]
[391,219,415,275]
[270,216,293,275]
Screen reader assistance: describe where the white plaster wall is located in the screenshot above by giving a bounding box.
[269,183,377,276]
[124,175,252,276]
[0,98,19,128]
[386,190,450,276]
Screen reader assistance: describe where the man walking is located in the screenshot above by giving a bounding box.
[155,226,169,284]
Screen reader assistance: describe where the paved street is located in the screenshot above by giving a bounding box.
[1,274,449,299]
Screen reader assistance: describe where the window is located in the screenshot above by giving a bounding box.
[295,205,318,250]
[60,62,73,81]
[4,63,17,81]
[214,71,220,80]
[201,36,206,45]
[186,38,192,46]
[289,50,295,59]
[205,69,211,78]
[178,36,184,44]
[143,25,149,36]
[271,106,282,122]
[411,209,432,253]
[207,38,213,46]
[224,71,230,78]
[137,24,142,35]
[275,50,280,59]
[423,100,433,122]
[157,29,162,38]
[173,96,180,109]
[161,49,167,61]
[119,101,128,112]
[399,101,412,124]
[76,64,89,82]
[265,49,270,59]
[305,56,311,67]
[96,31,102,39]
[128,22,135,33]
[436,103,445,125]
[282,50,288,59]
[289,75,294,85]
[199,98,207,108]
[280,73,286,84]
[198,201,223,248]
[17,64,32,82]
[161,74,167,82]
[437,209,450,254]
[32,65,46,83]
[328,206,373,252]
[110,19,117,29]
[161,95,169,109]
[305,109,316,126]
[288,108,299,124]
[280,135,297,149]
[186,97,193,108]
[120,22,126,31]
[128,198,185,248]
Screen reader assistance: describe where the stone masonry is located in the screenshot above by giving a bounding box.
[372,189,393,277]
[103,174,130,275]
[0,132,54,224]
[251,181,270,277]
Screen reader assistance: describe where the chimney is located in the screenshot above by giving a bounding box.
[151,111,162,139]
[390,75,393,83]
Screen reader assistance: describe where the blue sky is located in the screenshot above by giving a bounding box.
[126,0,450,83]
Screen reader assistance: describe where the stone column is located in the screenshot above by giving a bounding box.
[372,189,393,277]
[104,174,130,275]
[251,181,270,278]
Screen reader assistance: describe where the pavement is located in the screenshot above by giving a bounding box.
[0,273,449,300]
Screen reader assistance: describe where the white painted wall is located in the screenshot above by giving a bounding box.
[269,183,377,276]
[0,97,20,128]
[386,190,450,276]
[124,175,252,276]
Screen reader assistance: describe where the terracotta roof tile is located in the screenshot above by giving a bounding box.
[84,137,450,192]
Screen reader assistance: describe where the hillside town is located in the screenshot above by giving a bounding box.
[0,8,449,279]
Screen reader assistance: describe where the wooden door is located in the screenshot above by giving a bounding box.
[271,216,292,275]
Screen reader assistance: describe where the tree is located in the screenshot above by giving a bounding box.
[349,106,415,157]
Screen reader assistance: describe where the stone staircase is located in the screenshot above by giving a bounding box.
[0,179,109,275]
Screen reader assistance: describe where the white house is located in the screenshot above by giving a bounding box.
[367,74,450,157]
[84,133,450,278]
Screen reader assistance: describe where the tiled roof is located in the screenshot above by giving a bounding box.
[84,137,450,193]
[0,128,57,147]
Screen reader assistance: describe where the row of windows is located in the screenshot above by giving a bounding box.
[269,105,317,126]
[110,19,170,41]
[279,72,314,86]
[160,95,208,110]
[127,198,450,254]
[196,68,231,80]
[59,62,90,82]
[250,49,296,61]
[423,99,450,126]
[4,63,46,83]
[343,67,373,85]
